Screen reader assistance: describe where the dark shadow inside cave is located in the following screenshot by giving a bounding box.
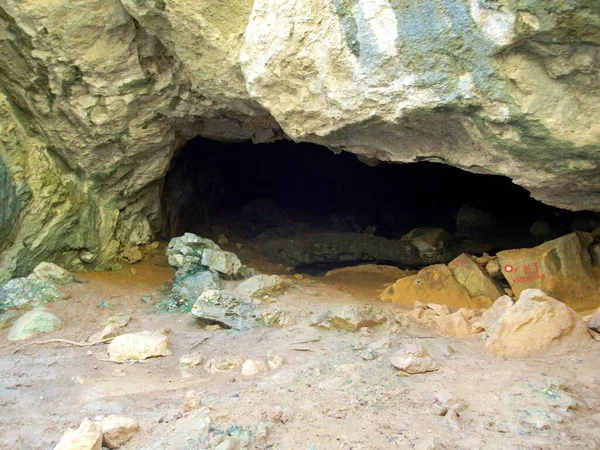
[160,137,596,270]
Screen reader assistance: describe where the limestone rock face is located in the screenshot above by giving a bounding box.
[242,1,600,211]
[485,289,592,357]
[1,2,600,277]
[497,232,598,310]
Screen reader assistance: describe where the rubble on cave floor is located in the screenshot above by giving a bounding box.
[0,230,599,449]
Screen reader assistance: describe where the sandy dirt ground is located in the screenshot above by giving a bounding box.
[1,242,600,450]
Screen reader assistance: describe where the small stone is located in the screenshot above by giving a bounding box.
[55,418,102,450]
[504,288,514,297]
[432,312,473,338]
[360,349,379,360]
[183,390,200,414]
[218,234,229,245]
[88,323,121,343]
[235,275,287,299]
[236,243,242,250]
[103,314,131,328]
[179,355,203,369]
[130,268,137,276]
[8,309,64,341]
[427,303,450,316]
[106,331,170,362]
[122,246,143,264]
[390,344,439,374]
[311,305,387,332]
[485,260,502,278]
[241,359,267,376]
[147,241,160,250]
[101,415,140,449]
[205,358,241,373]
[475,253,493,265]
[267,352,283,370]
[258,307,295,327]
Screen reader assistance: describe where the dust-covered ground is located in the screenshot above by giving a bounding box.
[1,241,599,450]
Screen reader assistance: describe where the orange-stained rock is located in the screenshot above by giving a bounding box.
[101,416,140,449]
[381,264,491,309]
[485,289,592,357]
[497,232,598,311]
[448,253,503,301]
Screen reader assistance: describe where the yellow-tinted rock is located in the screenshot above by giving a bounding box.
[107,331,170,362]
[485,289,592,357]
[432,312,474,338]
[448,254,503,301]
[381,264,490,309]
[55,419,102,450]
[101,416,140,449]
[497,232,598,310]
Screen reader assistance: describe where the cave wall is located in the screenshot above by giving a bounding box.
[0,0,599,281]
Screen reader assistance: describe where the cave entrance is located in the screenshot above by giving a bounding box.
[161,137,586,272]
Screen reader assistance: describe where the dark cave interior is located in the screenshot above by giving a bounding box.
[160,137,597,257]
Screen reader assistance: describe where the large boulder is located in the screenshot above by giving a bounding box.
[31,262,77,285]
[497,232,598,310]
[190,289,255,329]
[0,277,62,312]
[8,308,65,341]
[401,227,458,264]
[448,254,503,302]
[167,233,242,279]
[235,275,287,300]
[170,269,222,308]
[472,295,515,333]
[262,231,458,267]
[484,289,592,357]
[381,264,492,309]
[455,205,498,238]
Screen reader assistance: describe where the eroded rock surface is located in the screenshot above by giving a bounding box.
[381,264,492,309]
[484,289,592,357]
[1,1,600,277]
[497,232,598,310]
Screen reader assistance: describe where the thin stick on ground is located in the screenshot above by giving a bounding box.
[12,337,115,355]
[188,336,210,352]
